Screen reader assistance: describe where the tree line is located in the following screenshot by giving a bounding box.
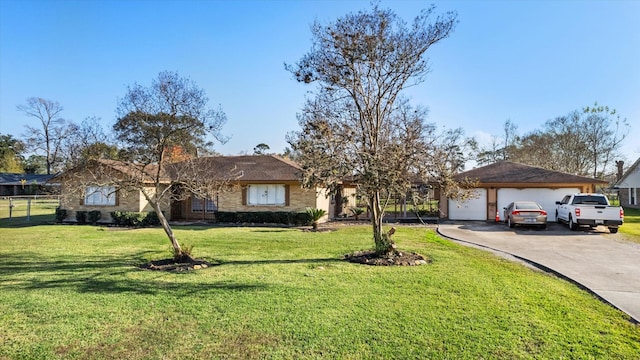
[475,106,629,180]
[2,100,628,180]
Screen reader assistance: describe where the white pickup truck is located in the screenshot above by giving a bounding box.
[555,193,624,233]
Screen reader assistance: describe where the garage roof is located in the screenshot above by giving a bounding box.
[456,161,608,185]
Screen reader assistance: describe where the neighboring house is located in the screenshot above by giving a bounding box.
[615,157,640,208]
[0,173,57,196]
[57,155,330,224]
[440,161,609,221]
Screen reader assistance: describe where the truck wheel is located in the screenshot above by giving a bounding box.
[568,215,577,231]
[609,227,618,234]
[555,211,560,223]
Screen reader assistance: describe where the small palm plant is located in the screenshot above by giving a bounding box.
[306,207,327,230]
[349,207,365,220]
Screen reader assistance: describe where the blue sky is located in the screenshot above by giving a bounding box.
[1,0,639,164]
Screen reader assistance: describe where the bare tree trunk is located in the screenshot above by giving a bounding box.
[371,192,394,255]
[150,200,191,262]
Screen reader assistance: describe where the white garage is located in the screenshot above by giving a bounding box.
[443,161,608,221]
[448,189,487,220]
[497,188,580,222]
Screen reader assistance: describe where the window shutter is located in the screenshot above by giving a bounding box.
[80,192,84,206]
[285,185,290,206]
[115,190,119,206]
[242,186,247,205]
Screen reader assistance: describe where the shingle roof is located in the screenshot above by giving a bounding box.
[54,159,172,184]
[456,161,608,184]
[0,173,56,185]
[615,157,640,187]
[179,155,302,182]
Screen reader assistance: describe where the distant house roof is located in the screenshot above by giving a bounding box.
[455,161,608,185]
[615,157,640,188]
[185,155,302,182]
[0,173,57,185]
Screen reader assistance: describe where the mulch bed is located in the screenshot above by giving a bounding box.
[344,250,430,266]
[140,258,214,272]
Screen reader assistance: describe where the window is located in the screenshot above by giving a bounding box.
[84,186,116,206]
[247,184,286,205]
[191,196,217,212]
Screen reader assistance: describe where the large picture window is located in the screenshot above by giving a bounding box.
[191,196,217,212]
[84,186,116,206]
[247,184,286,206]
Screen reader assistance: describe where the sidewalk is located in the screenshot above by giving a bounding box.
[437,222,640,324]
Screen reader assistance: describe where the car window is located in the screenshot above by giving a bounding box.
[515,202,540,209]
[571,195,607,205]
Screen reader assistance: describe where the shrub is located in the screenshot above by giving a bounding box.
[306,208,327,230]
[349,207,365,220]
[214,211,311,226]
[55,207,67,223]
[88,210,102,225]
[415,208,439,217]
[174,243,195,261]
[75,211,87,225]
[110,211,160,227]
[142,211,161,227]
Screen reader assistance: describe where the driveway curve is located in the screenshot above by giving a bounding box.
[437,222,640,324]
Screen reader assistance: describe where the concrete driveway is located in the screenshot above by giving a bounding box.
[437,222,640,324]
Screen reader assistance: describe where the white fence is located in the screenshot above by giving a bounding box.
[0,195,61,221]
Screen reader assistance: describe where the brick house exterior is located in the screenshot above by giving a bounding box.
[57,155,329,224]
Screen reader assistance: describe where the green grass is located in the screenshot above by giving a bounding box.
[1,225,638,359]
[619,207,640,243]
[0,198,58,227]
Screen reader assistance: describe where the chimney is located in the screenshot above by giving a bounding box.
[616,160,624,181]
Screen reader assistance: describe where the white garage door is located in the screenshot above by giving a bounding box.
[497,188,580,222]
[449,189,487,220]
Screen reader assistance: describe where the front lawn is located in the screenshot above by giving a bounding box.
[1,225,638,359]
[619,207,640,242]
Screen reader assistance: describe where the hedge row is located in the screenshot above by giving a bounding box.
[214,211,312,226]
[110,211,161,227]
[54,209,311,227]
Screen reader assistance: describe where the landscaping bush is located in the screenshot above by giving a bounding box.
[214,211,311,226]
[75,211,87,224]
[142,211,161,227]
[88,210,102,225]
[55,207,67,223]
[110,211,160,227]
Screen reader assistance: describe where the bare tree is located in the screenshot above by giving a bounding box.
[475,135,503,166]
[94,71,229,261]
[17,97,68,174]
[509,104,629,178]
[581,103,629,178]
[474,119,518,165]
[62,116,119,168]
[287,4,458,254]
[502,119,518,161]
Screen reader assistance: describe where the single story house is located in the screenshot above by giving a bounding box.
[615,157,640,208]
[56,155,330,224]
[440,161,609,221]
[0,173,57,196]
